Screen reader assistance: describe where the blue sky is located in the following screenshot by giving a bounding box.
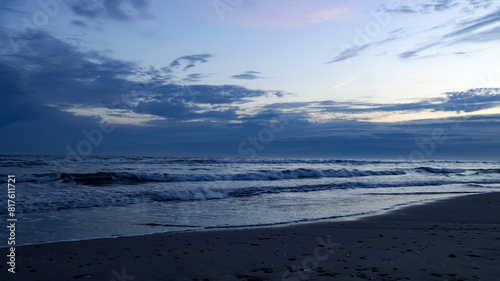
[1,0,500,159]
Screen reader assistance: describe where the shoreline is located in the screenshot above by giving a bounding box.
[1,191,479,248]
[3,192,500,280]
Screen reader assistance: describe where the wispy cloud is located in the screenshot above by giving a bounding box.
[381,0,459,14]
[326,44,370,63]
[183,73,206,83]
[445,7,500,40]
[382,0,494,15]
[383,6,418,14]
[169,54,213,70]
[67,0,154,21]
[70,20,89,28]
[399,7,500,59]
[231,71,263,80]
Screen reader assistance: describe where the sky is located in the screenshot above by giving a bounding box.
[1,0,500,159]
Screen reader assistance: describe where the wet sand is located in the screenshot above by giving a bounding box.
[2,192,500,280]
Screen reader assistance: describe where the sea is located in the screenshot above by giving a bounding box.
[1,155,499,246]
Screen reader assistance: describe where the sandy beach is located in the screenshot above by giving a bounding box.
[3,192,500,281]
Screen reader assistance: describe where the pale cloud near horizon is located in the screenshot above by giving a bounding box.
[62,106,167,126]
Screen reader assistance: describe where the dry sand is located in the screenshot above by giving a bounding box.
[2,192,500,281]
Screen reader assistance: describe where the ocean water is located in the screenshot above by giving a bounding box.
[1,155,500,246]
